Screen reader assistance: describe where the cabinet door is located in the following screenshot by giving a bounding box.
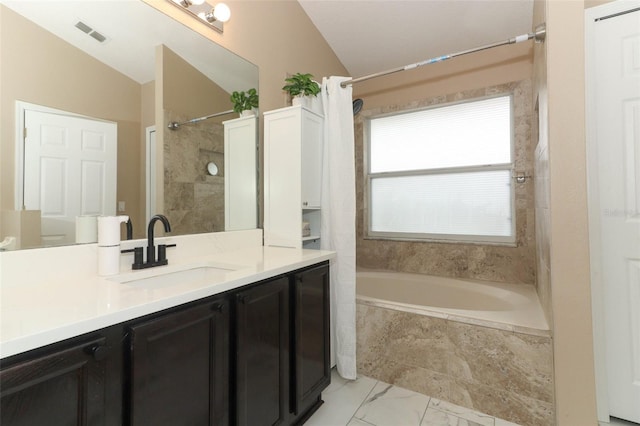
[128,298,229,426]
[301,110,324,209]
[235,277,290,426]
[224,116,257,231]
[0,336,109,426]
[291,263,331,416]
[264,107,303,248]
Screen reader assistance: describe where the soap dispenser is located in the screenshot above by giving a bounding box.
[97,215,129,276]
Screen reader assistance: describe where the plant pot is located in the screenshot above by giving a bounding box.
[292,95,323,115]
[292,95,310,108]
[240,109,256,117]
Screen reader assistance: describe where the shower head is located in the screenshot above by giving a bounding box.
[353,98,364,116]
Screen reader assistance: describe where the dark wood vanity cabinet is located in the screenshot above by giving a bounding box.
[0,327,123,426]
[127,296,230,426]
[0,261,330,426]
[234,262,330,426]
[234,276,290,426]
[290,263,331,422]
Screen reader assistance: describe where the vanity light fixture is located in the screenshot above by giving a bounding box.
[168,0,231,33]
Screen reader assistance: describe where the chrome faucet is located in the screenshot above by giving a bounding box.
[131,214,174,270]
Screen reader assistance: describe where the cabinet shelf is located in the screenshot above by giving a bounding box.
[302,235,320,242]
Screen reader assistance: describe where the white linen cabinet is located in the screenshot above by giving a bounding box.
[264,105,323,249]
[223,115,258,231]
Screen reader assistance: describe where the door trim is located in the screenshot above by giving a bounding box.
[585,1,640,422]
[145,126,156,224]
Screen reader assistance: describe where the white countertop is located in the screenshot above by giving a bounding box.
[0,243,334,359]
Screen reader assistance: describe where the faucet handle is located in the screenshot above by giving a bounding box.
[157,244,167,263]
[132,247,145,270]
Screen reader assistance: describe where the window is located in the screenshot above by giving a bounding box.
[367,95,515,244]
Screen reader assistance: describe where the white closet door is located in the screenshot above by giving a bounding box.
[593,7,640,423]
[24,109,117,246]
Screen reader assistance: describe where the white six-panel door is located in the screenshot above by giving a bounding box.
[588,3,640,423]
[23,108,117,246]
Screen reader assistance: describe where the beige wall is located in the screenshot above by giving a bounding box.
[542,0,598,424]
[352,43,532,107]
[139,81,156,227]
[161,46,232,119]
[144,0,348,114]
[0,5,144,239]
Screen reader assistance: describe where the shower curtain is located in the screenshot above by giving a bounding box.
[320,76,356,380]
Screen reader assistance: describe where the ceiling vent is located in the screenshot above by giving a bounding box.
[74,21,107,43]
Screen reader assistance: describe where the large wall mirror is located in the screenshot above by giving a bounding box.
[0,0,259,250]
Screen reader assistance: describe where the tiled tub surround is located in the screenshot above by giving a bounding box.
[164,110,226,235]
[356,272,553,426]
[355,80,536,286]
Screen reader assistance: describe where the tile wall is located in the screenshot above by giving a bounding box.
[532,33,553,326]
[163,110,225,235]
[356,303,554,426]
[354,80,536,285]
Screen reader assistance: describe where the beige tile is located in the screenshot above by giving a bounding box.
[449,379,553,426]
[163,109,225,237]
[357,303,454,376]
[383,311,452,374]
[164,183,194,210]
[447,322,553,403]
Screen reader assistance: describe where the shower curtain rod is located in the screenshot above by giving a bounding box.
[340,25,546,88]
[167,109,235,130]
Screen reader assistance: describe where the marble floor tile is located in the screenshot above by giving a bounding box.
[422,407,490,426]
[353,381,431,426]
[428,399,495,426]
[311,369,522,426]
[305,370,378,426]
[347,419,376,426]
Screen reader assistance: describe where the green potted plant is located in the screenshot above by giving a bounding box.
[282,73,321,98]
[230,88,259,117]
[282,73,323,113]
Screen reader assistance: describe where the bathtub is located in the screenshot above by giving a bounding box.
[355,270,554,425]
[356,269,549,333]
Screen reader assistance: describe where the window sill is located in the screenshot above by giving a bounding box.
[363,234,518,248]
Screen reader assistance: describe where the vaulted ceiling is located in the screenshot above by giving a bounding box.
[298,0,535,79]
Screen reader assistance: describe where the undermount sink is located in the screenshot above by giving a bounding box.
[109,265,237,289]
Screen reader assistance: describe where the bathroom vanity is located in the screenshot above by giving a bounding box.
[0,230,334,426]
